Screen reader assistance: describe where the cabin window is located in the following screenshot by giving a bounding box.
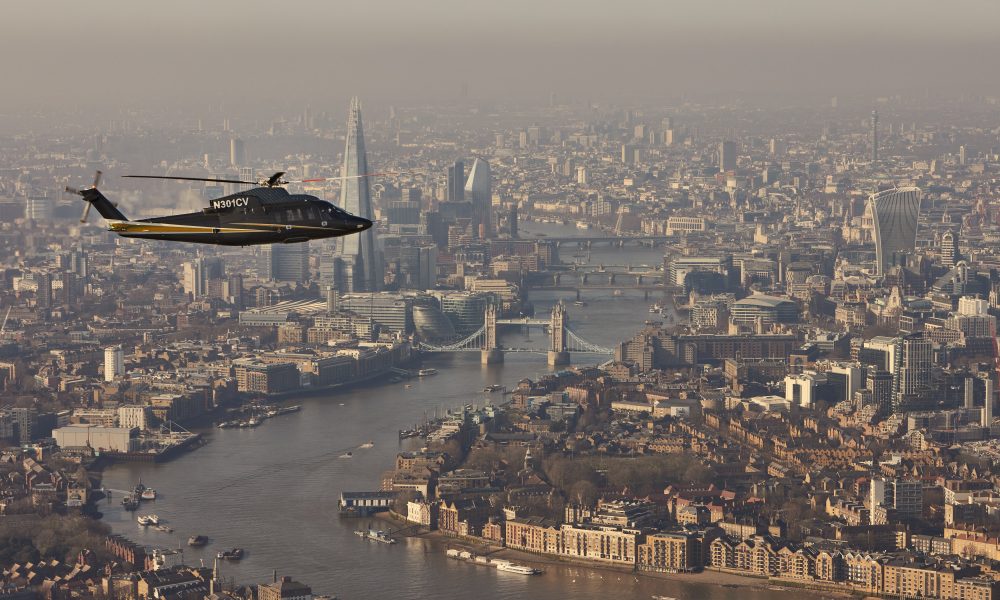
[306,206,319,221]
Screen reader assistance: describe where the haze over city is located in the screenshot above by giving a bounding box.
[4,0,1000,120]
[5,2,1000,600]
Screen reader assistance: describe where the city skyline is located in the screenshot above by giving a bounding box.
[8,4,1000,600]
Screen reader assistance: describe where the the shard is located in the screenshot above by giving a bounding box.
[465,157,493,239]
[327,97,381,291]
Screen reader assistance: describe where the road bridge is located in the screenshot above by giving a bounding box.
[418,303,613,365]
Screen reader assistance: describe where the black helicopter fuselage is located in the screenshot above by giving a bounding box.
[103,187,372,246]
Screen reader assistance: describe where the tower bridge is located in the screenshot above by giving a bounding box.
[534,235,670,248]
[418,302,613,366]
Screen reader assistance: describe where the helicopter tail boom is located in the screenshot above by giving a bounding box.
[79,187,128,222]
[66,171,128,223]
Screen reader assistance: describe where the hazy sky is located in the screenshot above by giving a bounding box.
[6,1,1000,114]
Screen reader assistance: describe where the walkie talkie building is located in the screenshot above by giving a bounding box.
[869,187,922,276]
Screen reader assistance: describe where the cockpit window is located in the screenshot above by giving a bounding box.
[322,202,347,216]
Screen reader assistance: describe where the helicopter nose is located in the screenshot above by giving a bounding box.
[354,217,373,231]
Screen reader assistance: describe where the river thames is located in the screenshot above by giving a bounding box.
[100,223,802,600]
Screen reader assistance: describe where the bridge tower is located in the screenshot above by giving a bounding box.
[481,303,503,364]
[548,301,570,366]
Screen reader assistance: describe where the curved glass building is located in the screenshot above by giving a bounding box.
[412,304,457,342]
[869,187,922,276]
[434,291,487,335]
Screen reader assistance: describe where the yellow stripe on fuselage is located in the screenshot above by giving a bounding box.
[230,222,335,232]
[108,221,263,234]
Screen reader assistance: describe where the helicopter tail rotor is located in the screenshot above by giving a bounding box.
[64,170,128,223]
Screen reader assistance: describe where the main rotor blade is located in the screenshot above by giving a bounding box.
[123,175,255,185]
[295,172,395,184]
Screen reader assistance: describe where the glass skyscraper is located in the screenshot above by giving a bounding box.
[464,158,492,239]
[326,97,381,292]
[869,187,922,276]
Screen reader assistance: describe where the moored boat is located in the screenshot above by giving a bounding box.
[217,548,244,560]
[495,562,539,575]
[354,528,397,544]
[141,488,157,501]
[188,535,208,547]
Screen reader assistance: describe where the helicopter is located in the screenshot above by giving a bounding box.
[65,170,376,246]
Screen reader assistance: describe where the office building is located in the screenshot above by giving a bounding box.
[870,110,879,167]
[117,406,149,431]
[263,243,309,283]
[181,257,223,298]
[229,137,246,166]
[465,158,493,238]
[340,293,414,334]
[25,195,53,221]
[941,231,958,268]
[330,98,381,292]
[858,336,898,372]
[621,144,635,165]
[691,296,731,331]
[446,160,465,202]
[61,271,75,306]
[239,166,255,192]
[397,245,437,290]
[867,369,894,414]
[784,371,827,408]
[983,374,994,428]
[870,476,921,521]
[387,200,421,225]
[104,345,125,382]
[719,141,737,172]
[894,336,933,412]
[11,407,35,444]
[869,187,922,276]
[436,292,487,335]
[412,303,456,341]
[326,286,339,314]
[35,272,52,309]
[730,294,799,326]
[668,256,731,287]
[828,363,863,404]
[233,359,300,395]
[665,216,707,235]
